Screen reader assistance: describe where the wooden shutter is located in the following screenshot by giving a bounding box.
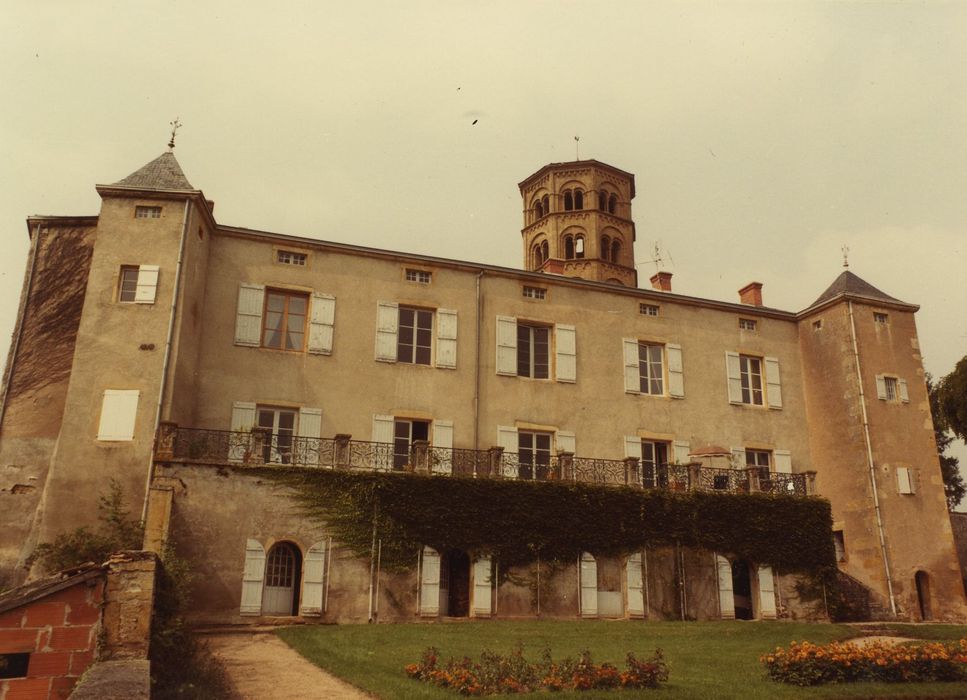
[308,293,335,355]
[898,378,909,403]
[555,324,577,383]
[298,407,323,467]
[731,447,746,470]
[725,352,742,403]
[667,343,684,398]
[774,450,792,474]
[495,316,518,375]
[134,265,159,303]
[96,390,140,441]
[229,401,257,463]
[875,375,888,400]
[624,436,643,459]
[436,308,458,369]
[897,467,916,494]
[765,357,782,409]
[375,301,399,362]
[627,552,644,618]
[433,420,454,475]
[623,339,640,393]
[556,430,576,455]
[580,552,598,617]
[757,565,777,619]
[716,554,735,620]
[235,284,265,347]
[299,541,326,616]
[471,556,493,618]
[673,440,690,465]
[419,547,441,616]
[240,538,266,615]
[497,426,518,478]
[372,414,394,443]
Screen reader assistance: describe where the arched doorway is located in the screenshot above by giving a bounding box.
[444,550,471,617]
[731,560,753,620]
[262,542,302,616]
[915,570,932,620]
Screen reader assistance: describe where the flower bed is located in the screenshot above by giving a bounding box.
[761,639,967,686]
[405,645,668,695]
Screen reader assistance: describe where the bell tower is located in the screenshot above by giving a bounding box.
[518,160,637,287]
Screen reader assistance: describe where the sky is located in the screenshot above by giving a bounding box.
[1,1,965,466]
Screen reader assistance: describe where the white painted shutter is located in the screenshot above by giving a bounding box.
[898,378,909,403]
[673,440,690,465]
[627,552,644,618]
[495,316,518,375]
[757,565,777,619]
[556,430,576,455]
[876,375,888,400]
[235,284,265,347]
[624,436,643,459]
[96,389,140,441]
[240,538,266,615]
[435,308,458,369]
[497,426,518,478]
[774,450,792,474]
[731,447,746,470]
[299,541,326,616]
[308,293,335,355]
[765,357,782,409]
[726,352,742,404]
[555,324,577,383]
[623,339,640,393]
[471,556,493,618]
[897,467,915,494]
[229,401,257,463]
[134,265,159,303]
[419,547,441,616]
[432,420,454,475]
[372,414,394,443]
[375,301,399,362]
[580,552,598,617]
[667,343,684,398]
[298,407,323,467]
[716,554,735,620]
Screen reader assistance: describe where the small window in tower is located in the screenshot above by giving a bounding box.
[874,312,889,324]
[611,240,621,262]
[564,190,574,211]
[608,194,617,215]
[277,250,308,266]
[564,235,575,260]
[522,286,547,300]
[639,303,659,317]
[599,190,608,211]
[574,236,585,259]
[405,269,432,284]
[533,199,544,219]
[813,319,823,331]
[601,235,611,262]
[574,189,584,209]
[739,318,758,331]
[135,205,162,219]
[542,194,550,215]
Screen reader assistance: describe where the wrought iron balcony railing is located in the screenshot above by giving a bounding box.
[154,424,815,497]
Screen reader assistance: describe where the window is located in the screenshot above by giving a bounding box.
[745,449,771,470]
[135,205,161,219]
[256,407,297,463]
[740,356,764,405]
[262,290,308,351]
[874,312,889,324]
[611,239,620,262]
[636,343,664,395]
[896,466,916,495]
[518,430,552,480]
[813,319,823,330]
[405,269,432,284]
[639,303,659,317]
[884,376,898,401]
[739,318,757,331]
[641,440,670,488]
[533,199,544,219]
[876,374,909,403]
[398,307,433,365]
[118,265,159,303]
[574,189,584,209]
[726,352,781,408]
[517,324,550,378]
[0,653,30,679]
[599,190,608,211]
[375,303,456,368]
[277,250,307,266]
[542,194,549,215]
[833,531,846,562]
[564,190,574,211]
[522,286,546,300]
[97,389,140,441]
[394,419,430,470]
[623,340,684,397]
[495,317,575,382]
[608,194,617,214]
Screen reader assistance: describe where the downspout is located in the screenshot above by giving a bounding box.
[847,299,897,616]
[473,270,484,453]
[140,199,191,523]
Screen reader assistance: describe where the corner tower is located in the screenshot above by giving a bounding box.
[518,160,637,287]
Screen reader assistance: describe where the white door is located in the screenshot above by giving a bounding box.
[262,543,299,615]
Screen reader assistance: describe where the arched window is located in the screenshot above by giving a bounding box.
[564,190,574,211]
[534,199,543,220]
[564,235,575,260]
[599,190,607,211]
[611,240,621,263]
[541,240,549,261]
[575,236,585,258]
[542,194,550,214]
[601,235,611,261]
[532,244,543,268]
[608,194,617,215]
[263,542,302,616]
[574,189,584,210]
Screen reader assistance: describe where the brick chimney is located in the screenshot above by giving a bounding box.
[739,282,763,306]
[650,271,673,292]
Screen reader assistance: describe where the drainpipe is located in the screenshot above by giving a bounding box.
[847,300,897,616]
[140,199,191,523]
[473,271,484,453]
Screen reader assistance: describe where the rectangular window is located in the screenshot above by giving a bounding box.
[874,312,889,324]
[118,265,159,303]
[639,303,659,317]
[517,324,550,378]
[277,250,307,266]
[833,531,846,562]
[740,355,764,405]
[119,266,139,302]
[813,319,823,330]
[405,269,432,284]
[518,431,552,480]
[884,376,898,401]
[262,290,308,351]
[739,318,757,331]
[0,653,30,679]
[398,307,433,365]
[256,407,297,464]
[641,440,669,488]
[393,419,429,470]
[637,343,664,395]
[522,286,546,300]
[135,205,162,219]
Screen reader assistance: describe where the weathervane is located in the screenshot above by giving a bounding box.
[841,245,850,269]
[574,135,580,160]
[168,117,182,150]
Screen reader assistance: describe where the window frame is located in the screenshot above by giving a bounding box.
[405,268,432,284]
[874,312,890,324]
[522,285,547,300]
[738,318,758,332]
[639,303,660,317]
[516,322,551,379]
[255,406,298,464]
[518,430,553,480]
[134,205,162,219]
[276,249,308,266]
[261,289,309,351]
[739,355,764,406]
[397,306,434,365]
[637,342,665,396]
[393,418,430,470]
[119,266,140,302]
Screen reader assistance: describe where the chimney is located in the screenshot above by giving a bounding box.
[739,282,763,306]
[650,271,673,292]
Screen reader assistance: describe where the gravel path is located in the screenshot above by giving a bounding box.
[207,631,372,700]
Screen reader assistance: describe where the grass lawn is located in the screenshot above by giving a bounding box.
[278,620,967,699]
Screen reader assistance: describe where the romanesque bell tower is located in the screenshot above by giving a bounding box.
[518,160,637,287]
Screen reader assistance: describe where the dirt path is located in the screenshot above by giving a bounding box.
[848,635,917,647]
[206,630,372,700]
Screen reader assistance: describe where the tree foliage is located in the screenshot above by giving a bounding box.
[938,357,967,442]
[930,371,966,510]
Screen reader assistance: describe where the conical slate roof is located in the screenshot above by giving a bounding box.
[809,270,908,308]
[111,151,193,190]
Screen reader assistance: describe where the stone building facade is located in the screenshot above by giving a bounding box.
[0,150,962,624]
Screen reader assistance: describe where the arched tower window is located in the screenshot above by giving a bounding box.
[541,240,549,261]
[608,194,618,215]
[564,235,575,260]
[532,244,543,268]
[574,189,584,210]
[601,235,611,261]
[575,236,585,259]
[542,194,550,214]
[599,190,607,211]
[533,199,543,220]
[564,190,574,211]
[611,240,621,263]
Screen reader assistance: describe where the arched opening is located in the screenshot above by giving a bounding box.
[608,193,618,215]
[532,244,543,268]
[443,550,471,617]
[564,235,575,259]
[542,194,550,214]
[574,189,584,210]
[564,190,574,211]
[601,235,611,261]
[611,240,621,263]
[599,190,607,210]
[541,240,549,262]
[533,199,543,220]
[915,570,932,620]
[262,541,302,616]
[730,559,753,620]
[575,235,585,259]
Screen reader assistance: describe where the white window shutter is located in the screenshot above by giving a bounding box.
[299,541,326,616]
[774,449,792,474]
[623,339,640,394]
[308,293,335,355]
[134,265,159,304]
[432,420,454,475]
[372,414,394,444]
[875,375,888,400]
[436,308,458,369]
[731,447,746,470]
[497,426,518,478]
[898,378,909,403]
[673,440,690,466]
[240,538,266,615]
[471,556,493,618]
[757,565,777,619]
[375,301,399,362]
[298,407,323,467]
[580,552,598,617]
[96,389,140,441]
[229,402,257,463]
[555,324,577,383]
[235,284,265,347]
[667,343,685,398]
[624,436,643,459]
[726,352,742,404]
[765,357,782,409]
[626,552,644,618]
[556,430,576,455]
[419,547,441,616]
[495,316,518,376]
[716,554,735,619]
[897,467,915,494]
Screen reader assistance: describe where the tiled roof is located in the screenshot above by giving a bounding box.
[111,151,194,190]
[809,271,907,308]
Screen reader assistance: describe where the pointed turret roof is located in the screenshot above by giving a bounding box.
[111,151,194,191]
[806,270,914,311]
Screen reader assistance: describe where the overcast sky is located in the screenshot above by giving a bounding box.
[2,1,965,466]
